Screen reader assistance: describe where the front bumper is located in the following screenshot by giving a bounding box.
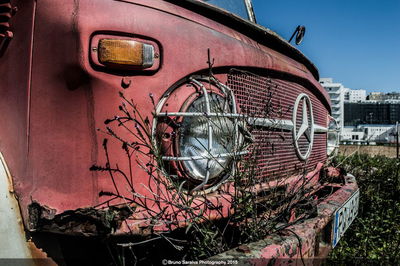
[208,172,358,264]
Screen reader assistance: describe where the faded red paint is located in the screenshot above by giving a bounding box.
[0,5,353,262]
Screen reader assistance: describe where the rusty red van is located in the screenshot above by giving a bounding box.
[0,0,358,263]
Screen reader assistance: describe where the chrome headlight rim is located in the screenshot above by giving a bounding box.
[153,76,246,193]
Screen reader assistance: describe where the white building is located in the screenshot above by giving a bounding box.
[343,88,350,101]
[341,126,365,143]
[319,78,345,133]
[369,92,384,101]
[341,124,397,144]
[346,89,366,102]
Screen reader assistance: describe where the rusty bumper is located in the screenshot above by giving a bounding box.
[208,173,358,264]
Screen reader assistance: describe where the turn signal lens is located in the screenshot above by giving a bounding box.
[98,39,154,69]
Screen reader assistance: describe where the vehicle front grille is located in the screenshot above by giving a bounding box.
[227,69,328,181]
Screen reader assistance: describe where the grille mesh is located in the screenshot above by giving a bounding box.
[227,69,327,181]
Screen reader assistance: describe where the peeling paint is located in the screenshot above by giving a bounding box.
[28,203,132,236]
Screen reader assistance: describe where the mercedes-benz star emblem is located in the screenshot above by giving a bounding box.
[292,93,314,160]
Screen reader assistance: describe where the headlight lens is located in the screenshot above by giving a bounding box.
[179,93,235,181]
[327,118,339,155]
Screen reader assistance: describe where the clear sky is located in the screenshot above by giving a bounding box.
[252,0,400,93]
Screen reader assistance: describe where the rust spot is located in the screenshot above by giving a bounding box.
[320,166,345,185]
[27,240,57,265]
[28,202,132,236]
[236,244,251,253]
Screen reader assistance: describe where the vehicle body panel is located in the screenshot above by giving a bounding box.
[0,0,332,235]
[0,2,359,263]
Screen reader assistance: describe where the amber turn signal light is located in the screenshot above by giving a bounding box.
[98,39,154,69]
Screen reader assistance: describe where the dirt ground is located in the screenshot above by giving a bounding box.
[339,145,399,158]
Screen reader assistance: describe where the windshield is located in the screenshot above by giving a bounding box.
[201,0,255,22]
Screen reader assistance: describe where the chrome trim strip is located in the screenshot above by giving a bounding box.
[162,151,249,161]
[248,117,294,131]
[157,112,327,132]
[314,124,328,133]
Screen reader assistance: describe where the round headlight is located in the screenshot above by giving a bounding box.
[179,93,235,181]
[327,117,339,155]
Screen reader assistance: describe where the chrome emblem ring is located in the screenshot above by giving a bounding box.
[292,93,314,161]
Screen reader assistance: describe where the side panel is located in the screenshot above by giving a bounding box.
[12,0,330,233]
[0,0,34,204]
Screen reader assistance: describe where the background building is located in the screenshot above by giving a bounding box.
[345,89,367,102]
[341,124,397,145]
[343,98,400,144]
[344,102,400,126]
[320,78,345,132]
[368,92,400,101]
[320,79,400,145]
[368,92,384,101]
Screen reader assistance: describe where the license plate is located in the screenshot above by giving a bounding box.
[332,189,360,248]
